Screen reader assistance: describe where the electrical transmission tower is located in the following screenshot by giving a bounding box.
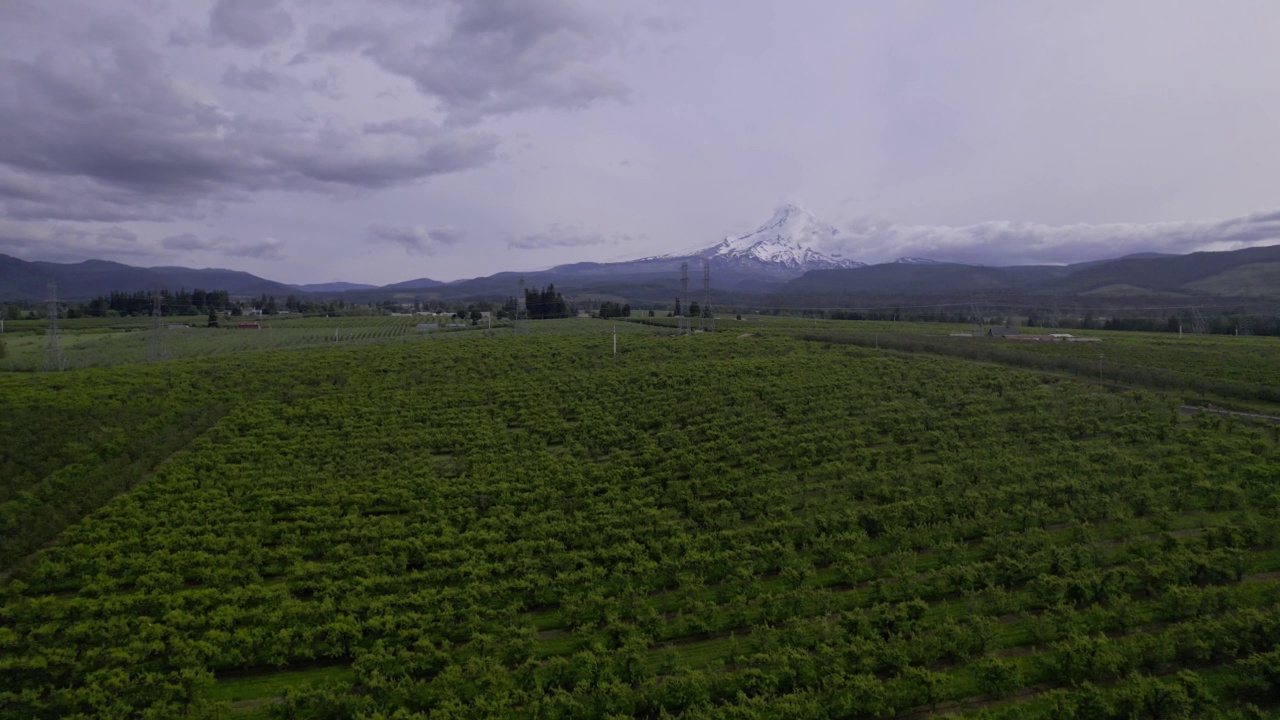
[1045,301,1061,331]
[513,278,528,334]
[968,299,987,336]
[678,262,691,334]
[1190,306,1208,334]
[700,258,714,332]
[1237,316,1253,336]
[40,283,65,372]
[148,287,168,362]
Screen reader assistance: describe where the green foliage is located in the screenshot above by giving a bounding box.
[2,330,1279,718]
[598,301,630,319]
[805,329,1280,408]
[524,284,568,319]
[973,656,1021,698]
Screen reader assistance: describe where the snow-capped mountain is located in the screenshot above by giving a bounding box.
[662,204,864,274]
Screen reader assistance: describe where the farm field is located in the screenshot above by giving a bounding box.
[0,315,671,372]
[794,323,1280,414]
[2,324,1280,719]
[0,315,488,372]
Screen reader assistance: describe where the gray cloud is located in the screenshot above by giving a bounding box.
[222,63,344,98]
[363,118,443,136]
[0,222,152,263]
[304,0,630,122]
[508,224,644,250]
[826,210,1280,266]
[0,12,497,223]
[306,67,344,99]
[221,64,285,92]
[161,232,286,260]
[209,0,294,49]
[368,224,466,255]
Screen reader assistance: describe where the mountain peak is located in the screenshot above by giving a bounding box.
[766,202,809,221]
[689,205,865,272]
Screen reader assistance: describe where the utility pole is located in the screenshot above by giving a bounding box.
[41,283,66,372]
[613,326,617,357]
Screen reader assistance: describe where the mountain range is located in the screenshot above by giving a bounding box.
[2,205,1279,303]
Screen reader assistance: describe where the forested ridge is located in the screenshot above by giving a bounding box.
[1,331,1279,718]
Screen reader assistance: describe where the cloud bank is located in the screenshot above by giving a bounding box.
[827,210,1280,266]
[368,225,467,255]
[161,233,286,260]
[507,224,645,250]
[0,7,498,225]
[302,0,630,123]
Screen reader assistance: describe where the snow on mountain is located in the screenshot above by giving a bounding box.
[894,257,942,265]
[662,204,864,272]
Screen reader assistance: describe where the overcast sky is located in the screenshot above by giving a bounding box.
[2,0,1278,283]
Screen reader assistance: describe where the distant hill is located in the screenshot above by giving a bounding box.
[1051,244,1280,294]
[790,263,1055,295]
[0,254,298,302]
[1063,251,1177,271]
[379,277,446,291]
[291,282,378,293]
[785,245,1280,297]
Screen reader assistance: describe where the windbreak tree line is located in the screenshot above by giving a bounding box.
[81,289,232,317]
[500,284,570,319]
[598,301,631,319]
